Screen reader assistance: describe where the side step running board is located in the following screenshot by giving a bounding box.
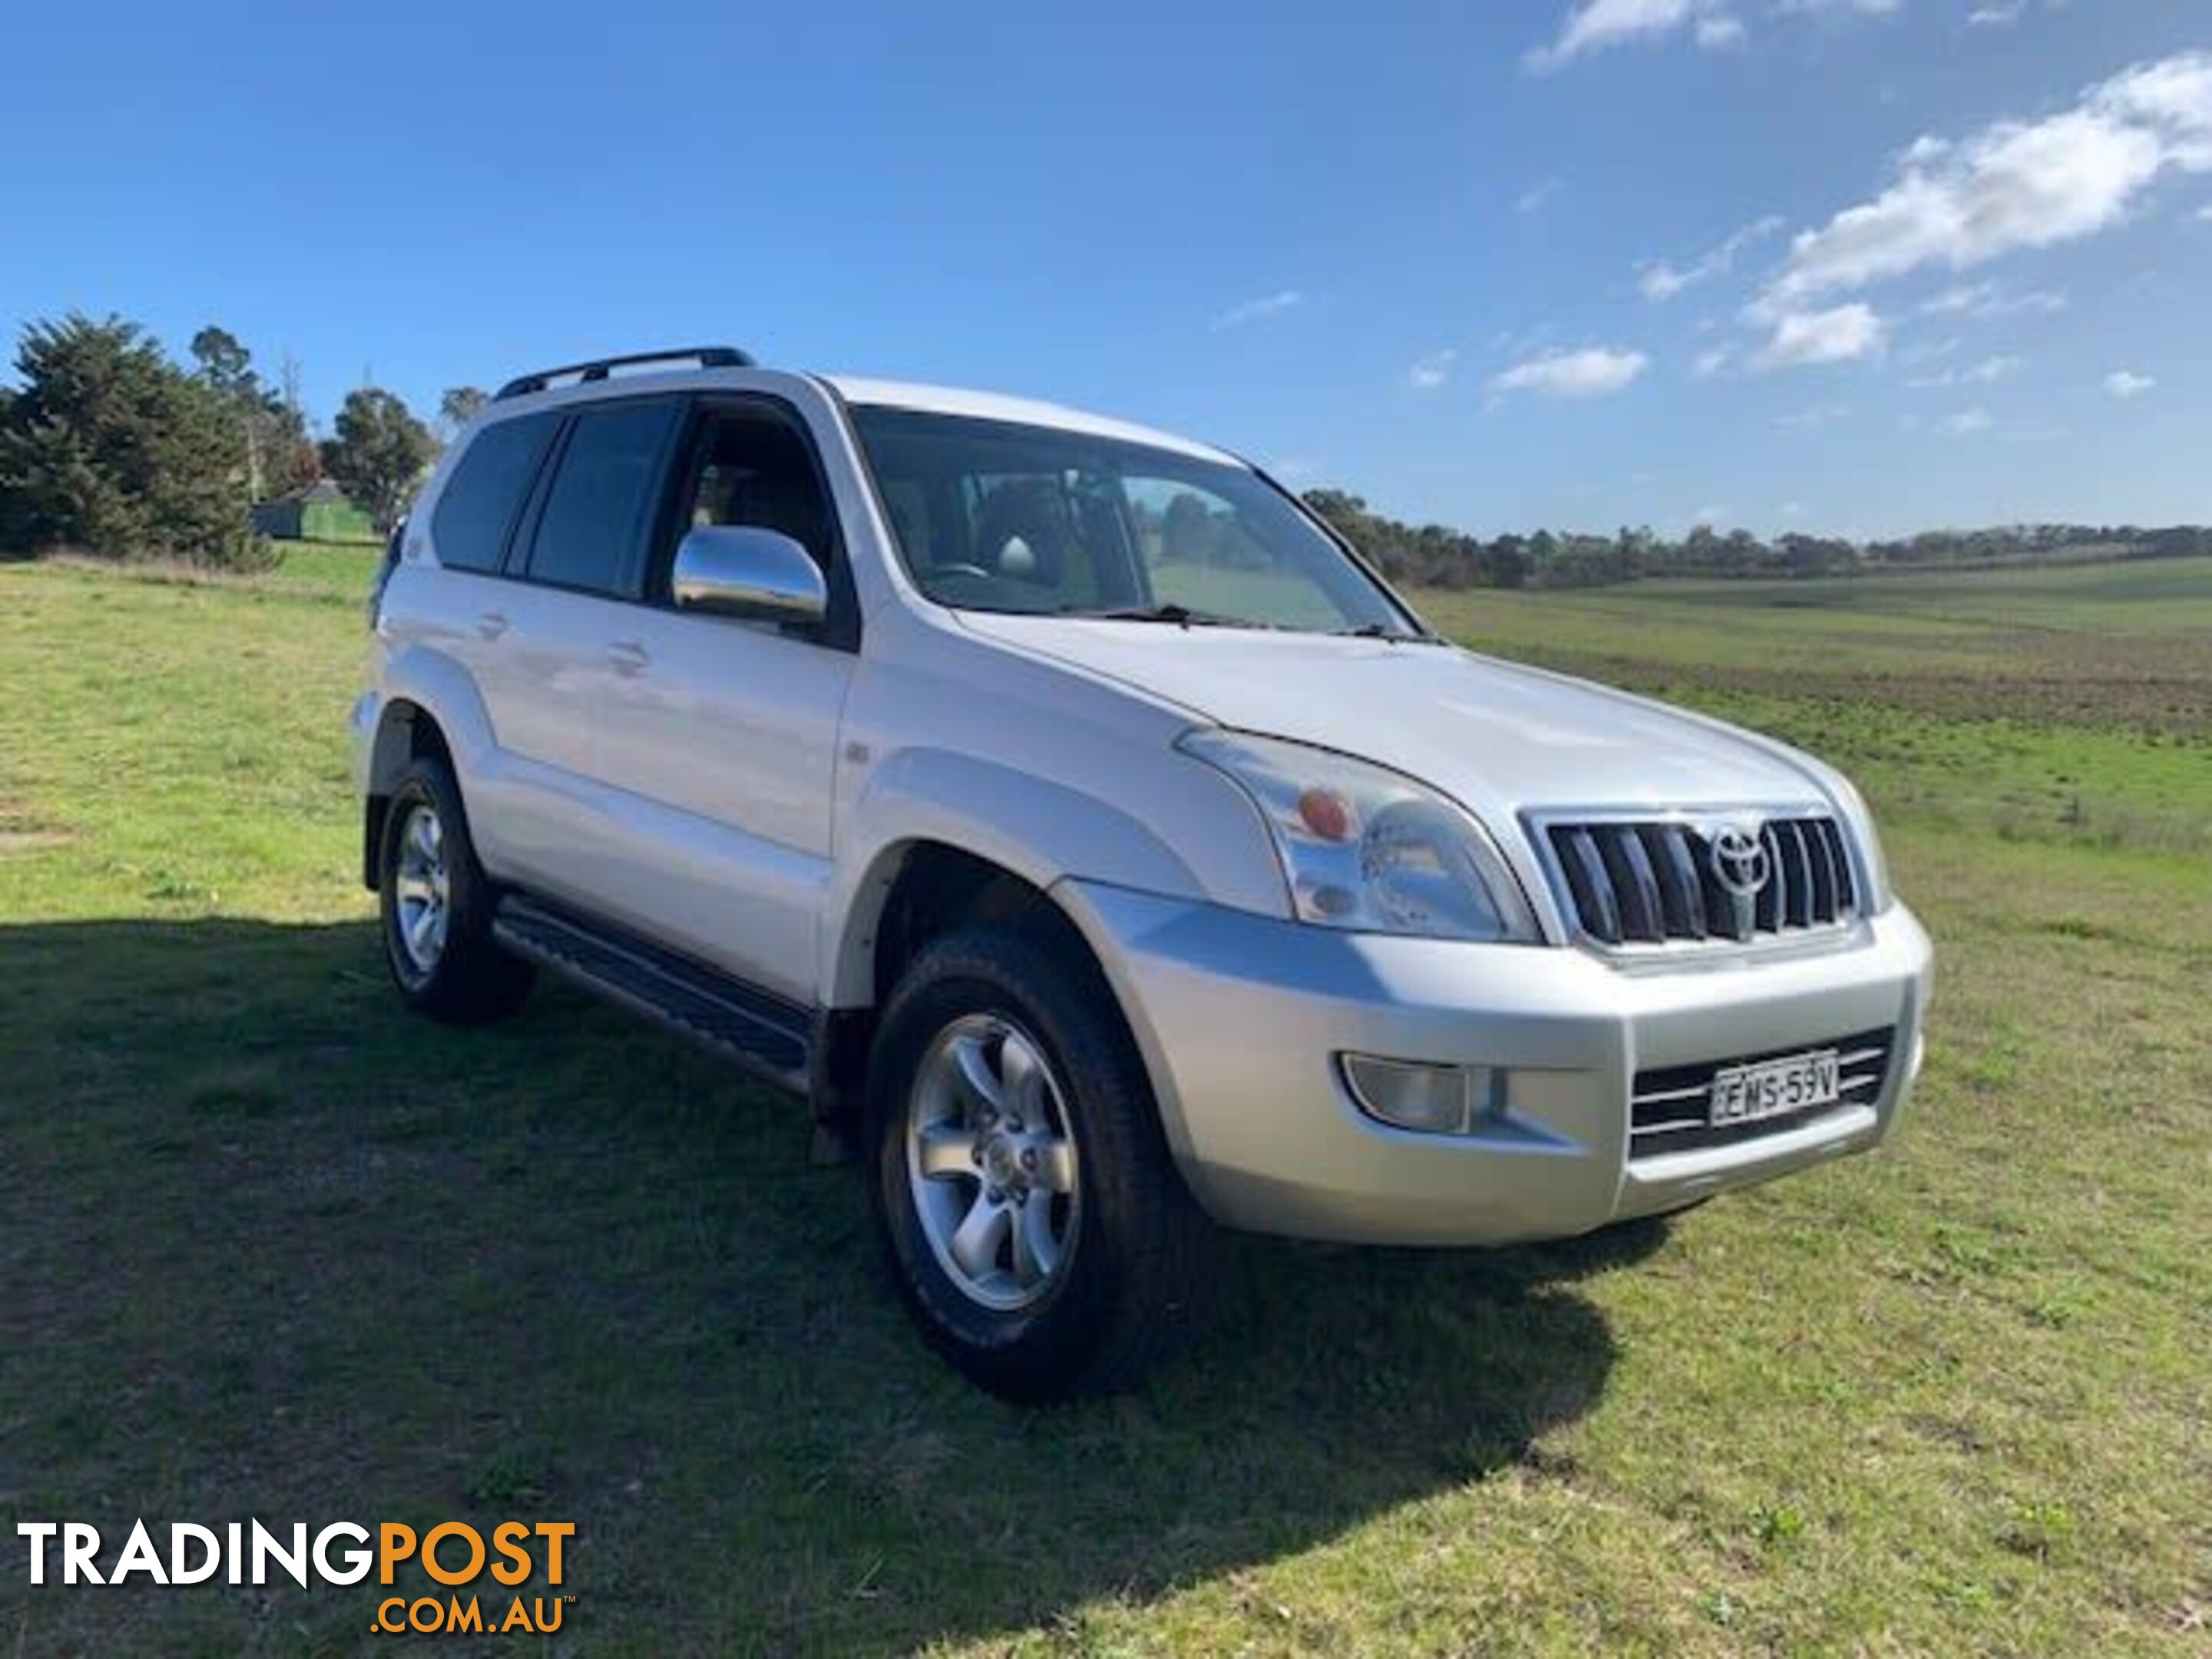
[492,896,811,1097]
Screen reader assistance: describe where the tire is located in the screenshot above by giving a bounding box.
[376,753,534,1024]
[864,925,1218,1402]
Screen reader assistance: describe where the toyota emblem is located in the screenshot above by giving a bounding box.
[1709,824,1772,899]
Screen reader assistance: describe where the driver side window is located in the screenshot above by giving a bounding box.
[659,402,836,596]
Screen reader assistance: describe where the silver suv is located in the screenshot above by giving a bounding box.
[353,346,1933,1399]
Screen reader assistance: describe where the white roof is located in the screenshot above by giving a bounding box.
[820,375,1241,466]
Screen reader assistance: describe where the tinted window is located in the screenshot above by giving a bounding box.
[431,412,558,574]
[525,400,680,596]
[672,406,833,572]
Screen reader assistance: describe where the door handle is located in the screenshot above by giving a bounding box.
[475,610,509,641]
[607,640,649,676]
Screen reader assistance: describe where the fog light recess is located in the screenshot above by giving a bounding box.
[1340,1055,1504,1137]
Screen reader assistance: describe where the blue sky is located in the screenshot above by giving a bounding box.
[3,0,2206,538]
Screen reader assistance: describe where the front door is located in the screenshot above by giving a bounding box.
[585,396,857,1004]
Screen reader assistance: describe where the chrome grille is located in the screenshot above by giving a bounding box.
[1631,1027,1894,1159]
[1538,813,1858,946]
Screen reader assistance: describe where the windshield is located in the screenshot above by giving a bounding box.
[849,406,1423,636]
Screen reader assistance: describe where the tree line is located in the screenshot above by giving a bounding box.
[0,313,485,570]
[1301,488,2212,590]
[3,310,2205,584]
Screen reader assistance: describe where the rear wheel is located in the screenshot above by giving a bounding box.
[376,755,534,1023]
[864,926,1218,1401]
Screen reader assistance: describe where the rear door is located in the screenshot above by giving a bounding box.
[415,409,563,877]
[585,395,859,1001]
[483,395,684,902]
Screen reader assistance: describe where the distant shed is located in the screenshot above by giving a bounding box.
[252,480,378,543]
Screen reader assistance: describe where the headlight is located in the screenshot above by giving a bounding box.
[1179,730,1540,943]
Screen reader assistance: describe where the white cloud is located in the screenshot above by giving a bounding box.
[1907,353,2023,388]
[1637,214,1786,300]
[1517,177,1566,214]
[1967,0,2025,23]
[2196,204,2212,221]
[1408,349,1459,390]
[2105,369,2156,398]
[1527,0,1730,71]
[1985,290,2067,318]
[1918,280,2068,318]
[1759,51,2212,311]
[1692,345,1736,378]
[1528,0,1901,68]
[1752,303,1886,369]
[1490,346,1652,398]
[1777,401,1851,427]
[1489,321,1558,359]
[1694,13,1747,48]
[1901,334,1962,364]
[1692,503,1731,525]
[1211,290,1303,329]
[1941,406,1994,436]
[1918,283,1979,314]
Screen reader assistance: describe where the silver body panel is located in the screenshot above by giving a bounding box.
[356,363,1933,1246]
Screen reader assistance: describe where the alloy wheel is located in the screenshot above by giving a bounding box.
[391,802,452,975]
[904,1013,1081,1312]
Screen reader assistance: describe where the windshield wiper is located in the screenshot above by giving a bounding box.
[1329,621,1438,643]
[1055,604,1432,639]
[1060,603,1260,629]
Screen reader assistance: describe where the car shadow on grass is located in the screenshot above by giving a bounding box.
[0,917,1661,1657]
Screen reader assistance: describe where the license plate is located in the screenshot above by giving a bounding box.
[1708,1049,1840,1127]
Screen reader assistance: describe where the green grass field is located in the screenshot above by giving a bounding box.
[2,546,2207,1655]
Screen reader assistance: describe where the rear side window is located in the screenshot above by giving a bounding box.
[525,399,680,596]
[430,413,558,575]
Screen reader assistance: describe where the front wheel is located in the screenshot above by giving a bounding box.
[864,926,1218,1401]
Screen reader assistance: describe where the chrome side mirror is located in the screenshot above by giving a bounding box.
[671,525,827,624]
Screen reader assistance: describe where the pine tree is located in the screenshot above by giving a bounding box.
[0,314,253,565]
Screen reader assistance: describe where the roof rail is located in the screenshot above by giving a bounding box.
[494,346,756,401]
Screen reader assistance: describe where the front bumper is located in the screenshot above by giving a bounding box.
[1055,880,1932,1246]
